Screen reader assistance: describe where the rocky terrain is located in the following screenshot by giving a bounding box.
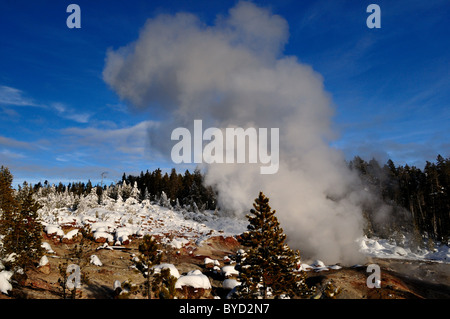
[1,192,449,300]
[1,231,449,300]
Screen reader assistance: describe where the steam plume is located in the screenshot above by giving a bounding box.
[103,1,368,264]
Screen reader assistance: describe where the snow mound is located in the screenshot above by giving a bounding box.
[204,258,220,266]
[221,265,239,277]
[63,229,79,240]
[299,263,313,271]
[175,270,211,289]
[300,261,342,272]
[152,263,180,279]
[223,278,240,290]
[308,260,329,272]
[169,237,189,249]
[38,255,49,267]
[90,255,103,266]
[328,264,342,270]
[0,271,13,295]
[41,242,55,254]
[310,260,326,268]
[44,225,64,237]
[93,231,114,242]
[393,246,408,257]
[90,221,115,233]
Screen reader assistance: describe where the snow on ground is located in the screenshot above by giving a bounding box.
[2,189,450,296]
[33,191,450,265]
[299,260,342,272]
[358,236,450,263]
[38,199,248,248]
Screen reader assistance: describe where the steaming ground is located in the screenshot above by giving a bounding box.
[103,1,388,264]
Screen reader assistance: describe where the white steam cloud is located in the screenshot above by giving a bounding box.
[103,1,368,264]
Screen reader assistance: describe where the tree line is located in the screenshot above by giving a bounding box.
[349,154,449,243]
[31,167,217,212]
[4,153,450,243]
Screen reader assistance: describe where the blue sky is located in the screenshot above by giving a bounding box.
[0,0,449,186]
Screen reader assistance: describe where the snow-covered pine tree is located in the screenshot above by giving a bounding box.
[159,191,171,208]
[121,180,132,201]
[174,198,182,211]
[130,181,140,200]
[78,187,99,212]
[236,192,314,299]
[144,187,151,201]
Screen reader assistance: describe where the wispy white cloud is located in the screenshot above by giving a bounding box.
[0,135,33,150]
[0,148,25,159]
[0,85,44,107]
[51,102,92,124]
[0,86,93,123]
[60,120,159,156]
[55,151,90,165]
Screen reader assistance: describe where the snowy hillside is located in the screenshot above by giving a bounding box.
[36,188,249,250]
[34,185,450,263]
[10,183,450,264]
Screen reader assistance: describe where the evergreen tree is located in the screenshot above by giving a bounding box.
[237,192,314,299]
[151,267,177,299]
[159,191,171,208]
[133,235,162,299]
[168,168,182,201]
[130,181,140,200]
[0,171,43,270]
[0,166,18,222]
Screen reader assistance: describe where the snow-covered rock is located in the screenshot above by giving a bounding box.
[328,264,342,270]
[41,242,55,254]
[38,255,49,267]
[65,229,79,239]
[175,270,211,289]
[310,260,326,268]
[0,271,13,295]
[152,263,180,279]
[90,221,115,233]
[309,260,329,272]
[204,257,220,268]
[93,231,114,243]
[45,225,64,237]
[221,265,239,277]
[299,263,313,271]
[169,237,189,249]
[223,278,240,290]
[90,255,103,266]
